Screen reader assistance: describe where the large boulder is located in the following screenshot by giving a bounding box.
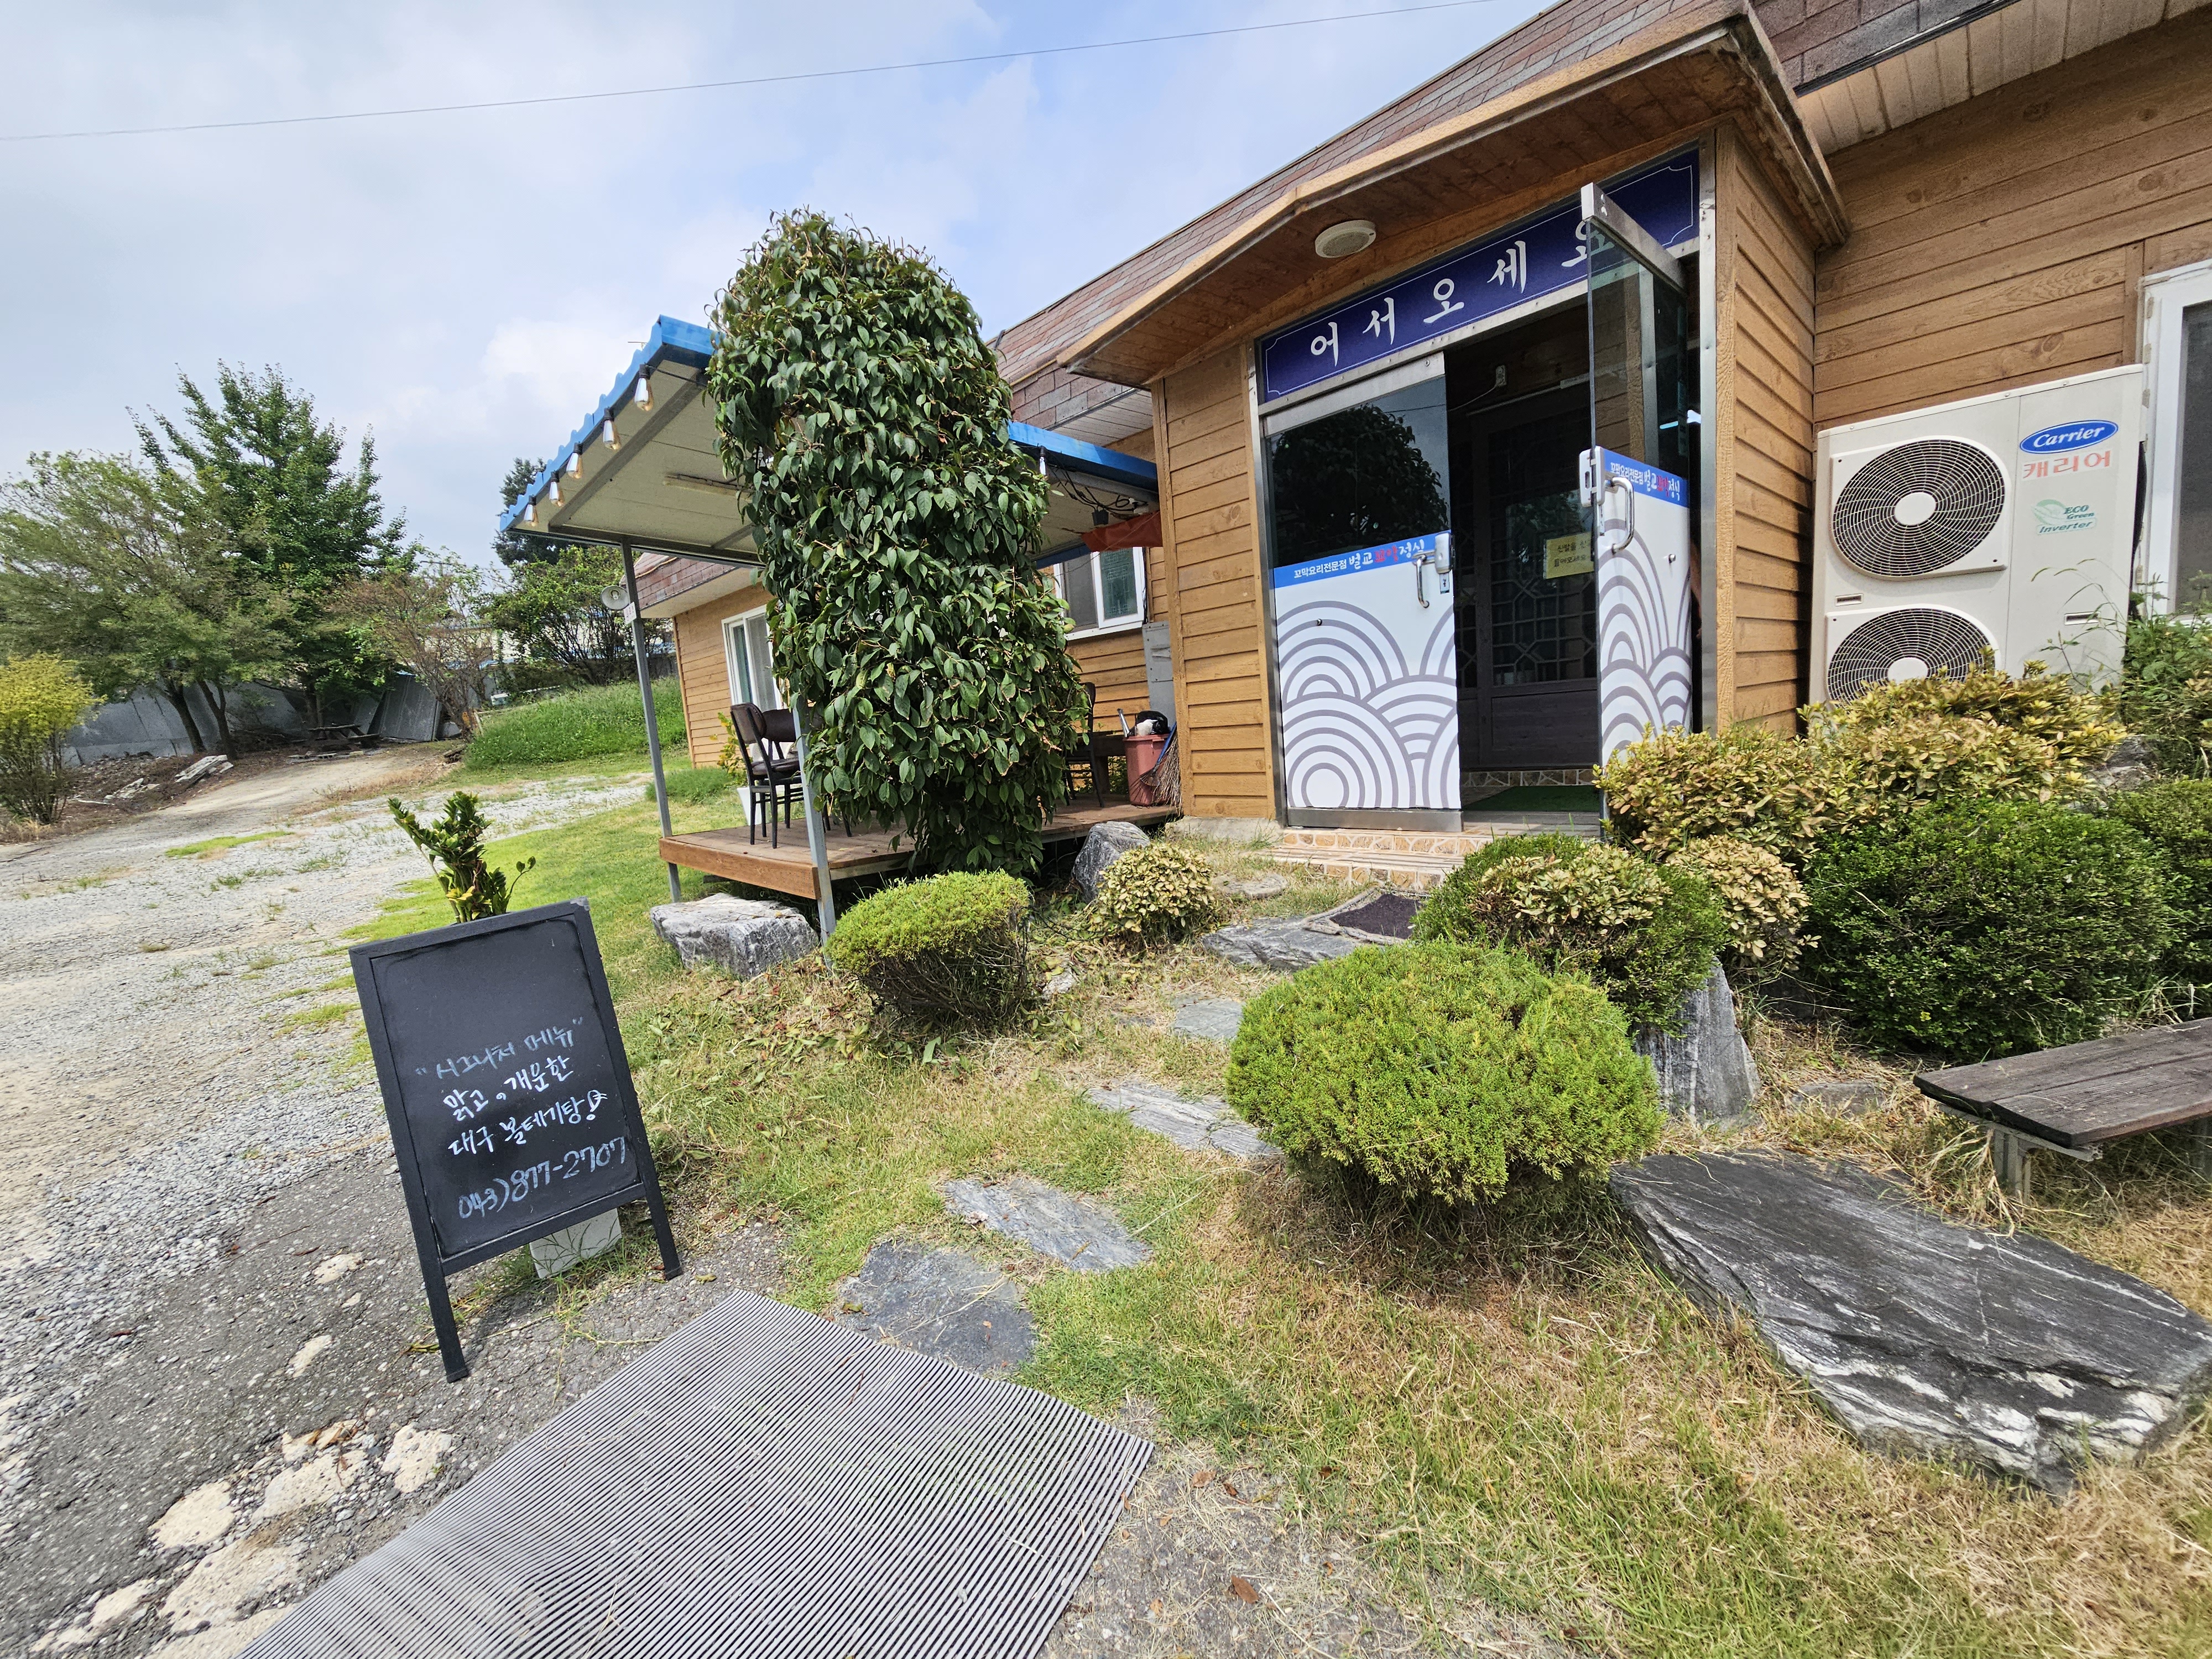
[1073,819,1151,901]
[1611,1152,2212,1494]
[650,894,817,979]
[1635,961,1757,1129]
[1201,916,1368,971]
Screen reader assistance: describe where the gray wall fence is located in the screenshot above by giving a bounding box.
[62,675,453,765]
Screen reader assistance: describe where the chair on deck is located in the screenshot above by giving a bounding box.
[1064,684,1108,810]
[728,703,800,847]
[759,707,852,838]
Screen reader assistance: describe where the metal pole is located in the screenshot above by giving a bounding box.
[789,697,838,950]
[622,540,682,904]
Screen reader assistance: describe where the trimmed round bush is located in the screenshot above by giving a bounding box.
[1803,800,2176,1059]
[2107,779,2212,996]
[1087,840,1220,947]
[1666,836,1807,979]
[1225,943,1660,1204]
[1411,834,1725,1029]
[830,872,1031,1025]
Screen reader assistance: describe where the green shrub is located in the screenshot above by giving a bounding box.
[2122,609,2212,776]
[388,791,536,923]
[2107,779,2212,997]
[0,655,97,825]
[1225,943,1660,1204]
[1666,836,1807,979]
[1817,658,2120,772]
[1086,840,1220,947]
[831,872,1032,1026]
[462,679,685,770]
[1411,834,1725,1029]
[1803,800,2176,1059]
[1598,725,1845,863]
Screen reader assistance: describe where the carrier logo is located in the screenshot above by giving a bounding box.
[2021,419,2118,453]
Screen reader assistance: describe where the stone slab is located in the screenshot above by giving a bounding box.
[1073,820,1151,902]
[1200,917,1367,971]
[828,1240,1032,1375]
[1088,1079,1280,1162]
[1171,998,1245,1044]
[1611,1152,2212,1494]
[649,894,817,979]
[1788,1079,1888,1116]
[1635,962,1758,1128]
[942,1175,1151,1272]
[1213,873,1289,901]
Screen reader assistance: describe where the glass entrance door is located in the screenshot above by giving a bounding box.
[1582,185,1697,762]
[1264,358,1457,823]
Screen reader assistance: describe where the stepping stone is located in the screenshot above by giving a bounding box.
[942,1175,1151,1272]
[1087,1079,1280,1162]
[1171,998,1245,1044]
[1201,917,1368,971]
[650,894,817,979]
[830,1240,1032,1375]
[1213,872,1288,901]
[1788,1078,1888,1116]
[1611,1152,2212,1494]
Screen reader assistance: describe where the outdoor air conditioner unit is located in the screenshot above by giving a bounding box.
[1811,365,2143,703]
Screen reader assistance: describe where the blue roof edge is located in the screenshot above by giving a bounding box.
[497,321,1157,537]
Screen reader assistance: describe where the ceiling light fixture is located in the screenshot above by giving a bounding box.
[603,419,619,449]
[633,373,653,411]
[1313,219,1376,259]
[565,452,581,477]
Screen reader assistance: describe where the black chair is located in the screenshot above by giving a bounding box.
[729,703,800,847]
[1064,682,1106,809]
[759,706,852,838]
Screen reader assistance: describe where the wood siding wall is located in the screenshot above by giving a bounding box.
[1067,544,1170,727]
[1815,12,2212,429]
[1716,123,1819,731]
[1154,345,1275,820]
[670,588,766,768]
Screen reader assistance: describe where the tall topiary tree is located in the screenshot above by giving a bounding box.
[706,212,1087,874]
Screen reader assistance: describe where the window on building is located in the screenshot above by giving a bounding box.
[1053,546,1146,637]
[2142,260,2212,612]
[723,609,781,709]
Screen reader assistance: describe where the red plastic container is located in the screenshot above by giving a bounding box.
[1125,732,1168,804]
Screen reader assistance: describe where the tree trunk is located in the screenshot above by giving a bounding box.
[160,681,209,754]
[196,681,239,759]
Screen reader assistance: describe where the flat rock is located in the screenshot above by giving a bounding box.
[1201,917,1368,971]
[1171,998,1245,1044]
[1611,1152,2212,1494]
[941,1175,1151,1272]
[649,894,817,978]
[1074,820,1151,902]
[1088,1078,1279,1162]
[1635,962,1758,1128]
[829,1240,1032,1375]
[1213,872,1289,901]
[1788,1078,1888,1116]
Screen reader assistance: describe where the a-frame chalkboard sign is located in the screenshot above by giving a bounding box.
[351,899,680,1380]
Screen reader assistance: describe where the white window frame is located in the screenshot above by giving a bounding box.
[721,607,782,710]
[1052,545,1148,640]
[2140,257,2212,612]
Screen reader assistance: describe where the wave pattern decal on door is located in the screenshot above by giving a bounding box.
[1591,450,1693,762]
[1278,601,1460,811]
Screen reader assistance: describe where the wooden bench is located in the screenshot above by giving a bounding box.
[1914,1020,2212,1196]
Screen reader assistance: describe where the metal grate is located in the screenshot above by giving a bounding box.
[1826,608,1994,702]
[1832,439,2006,578]
[242,1291,1150,1659]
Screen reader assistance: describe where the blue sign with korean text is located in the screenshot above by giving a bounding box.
[1274,532,1443,589]
[1260,152,1699,404]
[1597,450,1686,505]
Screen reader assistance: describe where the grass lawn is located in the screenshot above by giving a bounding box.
[362,781,2212,1658]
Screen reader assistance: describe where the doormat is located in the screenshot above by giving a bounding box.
[1326,890,1422,940]
[1464,785,1602,814]
[242,1290,1151,1659]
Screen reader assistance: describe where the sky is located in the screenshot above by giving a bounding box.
[0,0,1548,568]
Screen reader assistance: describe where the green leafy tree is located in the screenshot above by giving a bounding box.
[137,365,407,727]
[0,655,98,824]
[0,452,293,757]
[706,211,1087,874]
[481,543,633,685]
[494,456,566,568]
[388,792,535,922]
[332,556,491,737]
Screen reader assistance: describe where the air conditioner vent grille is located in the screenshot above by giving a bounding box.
[1827,608,1993,701]
[1832,438,2006,578]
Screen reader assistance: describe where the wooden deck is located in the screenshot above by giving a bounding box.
[661,799,1178,900]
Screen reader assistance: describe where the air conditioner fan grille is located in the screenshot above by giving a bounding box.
[1832,438,2006,578]
[1827,608,1992,701]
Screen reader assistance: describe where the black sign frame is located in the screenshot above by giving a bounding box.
[351,899,680,1380]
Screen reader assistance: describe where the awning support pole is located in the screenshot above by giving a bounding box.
[790,698,838,954]
[622,539,682,905]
